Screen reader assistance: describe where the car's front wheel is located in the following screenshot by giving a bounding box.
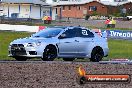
[41,46,57,61]
[15,57,28,61]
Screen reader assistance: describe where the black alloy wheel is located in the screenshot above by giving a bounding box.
[90,47,104,62]
[42,46,57,61]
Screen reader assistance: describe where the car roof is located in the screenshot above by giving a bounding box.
[47,26,88,30]
[48,26,68,29]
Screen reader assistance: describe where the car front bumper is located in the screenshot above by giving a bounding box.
[8,45,44,58]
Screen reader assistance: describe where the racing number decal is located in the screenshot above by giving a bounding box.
[82,30,88,35]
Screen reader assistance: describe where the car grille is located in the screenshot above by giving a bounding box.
[11,44,27,56]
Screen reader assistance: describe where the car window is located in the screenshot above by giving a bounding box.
[76,28,94,38]
[74,28,82,37]
[61,29,76,38]
[32,28,62,38]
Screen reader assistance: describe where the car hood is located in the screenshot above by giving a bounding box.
[11,37,57,44]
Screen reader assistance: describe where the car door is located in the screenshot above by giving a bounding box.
[75,28,95,56]
[57,29,78,57]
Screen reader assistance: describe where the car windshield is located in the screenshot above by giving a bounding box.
[32,28,63,38]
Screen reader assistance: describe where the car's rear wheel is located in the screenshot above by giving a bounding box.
[15,57,28,61]
[90,47,104,62]
[42,46,57,61]
[63,58,75,61]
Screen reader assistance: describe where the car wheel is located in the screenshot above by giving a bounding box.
[15,57,27,61]
[63,58,75,61]
[90,47,104,62]
[127,17,130,20]
[42,46,57,61]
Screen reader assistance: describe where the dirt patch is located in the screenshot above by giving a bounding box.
[0,62,132,88]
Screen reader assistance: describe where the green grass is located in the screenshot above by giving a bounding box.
[108,39,132,59]
[0,31,33,60]
[0,31,132,60]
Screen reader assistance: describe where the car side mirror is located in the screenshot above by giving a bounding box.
[59,34,67,39]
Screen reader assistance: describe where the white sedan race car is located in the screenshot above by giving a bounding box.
[8,26,109,62]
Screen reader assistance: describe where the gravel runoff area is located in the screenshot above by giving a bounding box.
[0,61,132,88]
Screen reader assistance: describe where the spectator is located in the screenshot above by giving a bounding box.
[104,18,110,28]
[111,18,116,28]
[67,17,71,23]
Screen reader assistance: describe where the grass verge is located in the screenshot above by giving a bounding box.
[0,31,33,60]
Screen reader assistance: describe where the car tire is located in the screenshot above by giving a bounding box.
[63,58,75,61]
[127,17,129,20]
[15,57,27,61]
[90,47,104,62]
[42,46,57,61]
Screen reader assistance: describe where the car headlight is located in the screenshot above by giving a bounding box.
[27,42,41,47]
[36,42,41,46]
[27,43,36,47]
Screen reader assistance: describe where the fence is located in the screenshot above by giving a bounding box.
[0,17,43,24]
